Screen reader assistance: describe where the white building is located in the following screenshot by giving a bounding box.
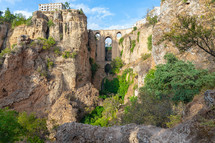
[39,3,65,11]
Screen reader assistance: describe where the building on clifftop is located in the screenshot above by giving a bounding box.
[39,3,65,11]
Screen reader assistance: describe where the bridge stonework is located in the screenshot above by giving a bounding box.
[92,28,132,66]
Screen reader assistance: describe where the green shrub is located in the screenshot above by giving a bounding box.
[89,58,99,78]
[0,108,48,143]
[82,95,123,127]
[133,26,137,31]
[130,40,136,53]
[0,47,11,58]
[120,50,123,57]
[111,57,124,74]
[81,106,104,125]
[122,89,172,127]
[54,47,61,55]
[146,9,158,26]
[11,13,26,28]
[147,35,152,51]
[0,108,22,143]
[78,8,84,15]
[100,78,120,95]
[37,37,56,50]
[119,37,124,46]
[166,115,182,128]
[144,53,215,103]
[25,17,32,26]
[106,47,112,50]
[118,68,134,100]
[161,15,215,58]
[137,32,140,43]
[47,20,55,27]
[141,53,151,61]
[47,58,54,70]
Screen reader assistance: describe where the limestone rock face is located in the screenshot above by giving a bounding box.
[55,118,214,143]
[0,24,8,49]
[9,11,48,47]
[152,0,215,71]
[0,42,49,116]
[121,25,152,64]
[0,10,99,127]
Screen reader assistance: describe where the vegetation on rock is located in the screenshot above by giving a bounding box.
[130,40,136,53]
[0,8,32,27]
[143,53,215,103]
[161,15,215,58]
[0,108,48,143]
[110,57,124,74]
[89,58,99,78]
[147,35,152,51]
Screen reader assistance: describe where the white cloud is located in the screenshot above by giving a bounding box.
[68,3,114,30]
[70,3,113,18]
[0,0,21,4]
[88,23,101,30]
[14,10,33,18]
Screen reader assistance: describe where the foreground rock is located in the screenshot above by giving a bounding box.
[55,90,215,143]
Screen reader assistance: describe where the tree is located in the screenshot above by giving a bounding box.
[0,108,49,143]
[143,53,215,103]
[4,8,15,23]
[161,15,215,58]
[122,89,172,127]
[64,2,70,9]
[110,57,124,74]
[0,108,23,143]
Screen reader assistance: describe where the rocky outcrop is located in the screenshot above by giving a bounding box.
[152,0,215,71]
[121,25,153,64]
[55,89,215,143]
[9,11,48,46]
[204,90,215,107]
[0,10,99,127]
[55,117,215,143]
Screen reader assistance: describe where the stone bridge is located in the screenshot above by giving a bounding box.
[92,28,132,66]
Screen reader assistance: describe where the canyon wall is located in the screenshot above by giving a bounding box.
[0,10,99,127]
[153,0,215,71]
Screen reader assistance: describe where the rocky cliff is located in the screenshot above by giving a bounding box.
[120,25,153,64]
[0,10,99,128]
[153,0,215,71]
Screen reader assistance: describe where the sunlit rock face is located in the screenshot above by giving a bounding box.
[152,0,215,71]
[0,10,99,127]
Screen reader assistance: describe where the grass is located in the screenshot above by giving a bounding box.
[130,40,136,53]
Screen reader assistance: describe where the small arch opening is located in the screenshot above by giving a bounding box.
[117,32,122,39]
[105,64,112,75]
[105,37,112,61]
[95,33,101,40]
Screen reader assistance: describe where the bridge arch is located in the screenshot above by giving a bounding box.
[116,32,122,39]
[91,28,133,64]
[105,37,112,61]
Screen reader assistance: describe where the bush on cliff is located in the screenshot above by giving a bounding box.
[0,108,49,143]
[161,15,215,58]
[144,53,215,103]
[122,89,172,127]
[111,57,124,74]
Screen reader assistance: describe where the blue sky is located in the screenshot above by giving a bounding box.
[0,0,161,30]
